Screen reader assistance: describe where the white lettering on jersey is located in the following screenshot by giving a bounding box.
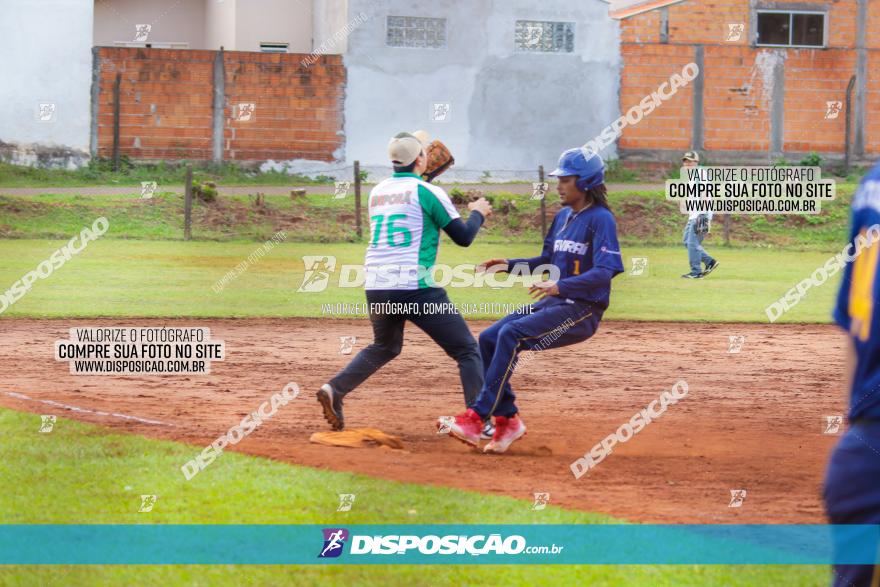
[370,191,413,207]
[553,240,588,255]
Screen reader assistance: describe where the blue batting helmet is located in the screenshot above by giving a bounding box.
[549,148,605,191]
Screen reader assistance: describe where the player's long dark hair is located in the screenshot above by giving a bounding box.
[585,184,611,211]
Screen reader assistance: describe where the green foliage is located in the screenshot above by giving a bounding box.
[194,182,218,203]
[664,164,684,180]
[773,157,791,167]
[603,158,637,182]
[844,166,870,183]
[799,152,823,167]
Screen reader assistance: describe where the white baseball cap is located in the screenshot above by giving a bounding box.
[388,130,430,166]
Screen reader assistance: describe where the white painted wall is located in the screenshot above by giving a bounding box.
[0,0,94,166]
[313,0,349,53]
[205,0,237,50]
[94,0,312,52]
[93,0,206,48]
[235,0,313,53]
[342,0,621,179]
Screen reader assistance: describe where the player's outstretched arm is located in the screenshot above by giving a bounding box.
[476,258,509,273]
[442,197,492,247]
[503,214,559,273]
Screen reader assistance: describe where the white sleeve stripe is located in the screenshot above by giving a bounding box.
[419,180,461,220]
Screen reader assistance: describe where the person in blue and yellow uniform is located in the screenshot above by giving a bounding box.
[824,160,880,587]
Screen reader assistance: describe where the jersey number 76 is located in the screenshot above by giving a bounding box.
[370,214,413,248]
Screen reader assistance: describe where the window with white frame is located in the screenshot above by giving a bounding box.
[756,10,825,47]
[386,16,447,49]
[515,20,575,53]
[260,42,289,53]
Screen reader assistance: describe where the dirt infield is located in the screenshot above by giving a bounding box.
[0,318,846,523]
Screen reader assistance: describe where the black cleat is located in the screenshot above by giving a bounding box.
[681,272,703,279]
[702,260,719,276]
[317,384,345,431]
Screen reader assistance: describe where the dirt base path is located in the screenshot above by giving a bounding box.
[0,318,845,523]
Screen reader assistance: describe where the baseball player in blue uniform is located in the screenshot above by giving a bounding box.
[438,148,624,453]
[824,161,880,587]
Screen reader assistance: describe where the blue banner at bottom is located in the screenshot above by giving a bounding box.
[1,525,878,565]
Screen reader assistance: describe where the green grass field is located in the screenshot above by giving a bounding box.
[0,239,840,322]
[0,167,855,584]
[0,408,827,586]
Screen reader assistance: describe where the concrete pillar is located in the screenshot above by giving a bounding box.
[212,49,225,163]
[692,45,704,151]
[770,52,785,158]
[90,47,100,158]
[855,0,867,157]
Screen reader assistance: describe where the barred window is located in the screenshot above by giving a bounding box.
[515,20,575,53]
[756,11,825,47]
[386,16,447,49]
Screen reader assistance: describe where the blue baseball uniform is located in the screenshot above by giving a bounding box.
[824,162,880,587]
[471,204,624,418]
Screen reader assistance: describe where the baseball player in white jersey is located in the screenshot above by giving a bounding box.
[317,131,494,436]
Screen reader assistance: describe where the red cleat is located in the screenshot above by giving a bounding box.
[483,414,526,454]
[437,408,484,447]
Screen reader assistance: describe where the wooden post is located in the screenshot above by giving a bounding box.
[354,161,363,239]
[723,215,731,246]
[538,165,547,238]
[184,165,193,241]
[112,73,121,171]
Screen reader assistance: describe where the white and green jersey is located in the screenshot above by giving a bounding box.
[364,172,460,290]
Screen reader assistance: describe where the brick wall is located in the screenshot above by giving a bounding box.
[620,8,661,44]
[618,44,694,152]
[867,52,880,154]
[703,46,772,153]
[95,47,345,162]
[667,0,748,46]
[618,0,878,162]
[222,52,344,161]
[783,49,857,153]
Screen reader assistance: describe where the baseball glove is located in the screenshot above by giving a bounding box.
[422,140,455,183]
